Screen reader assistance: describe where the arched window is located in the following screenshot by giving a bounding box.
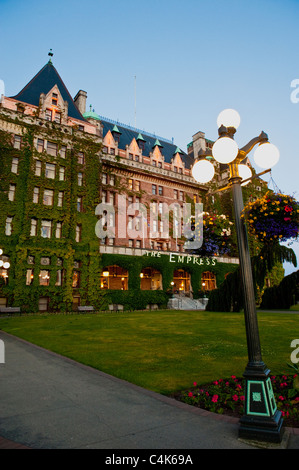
[101,265,128,290]
[201,271,217,291]
[140,267,162,290]
[172,269,190,293]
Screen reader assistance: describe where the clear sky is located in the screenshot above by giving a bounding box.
[0,0,298,274]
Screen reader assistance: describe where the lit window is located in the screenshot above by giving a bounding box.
[26,269,34,286]
[78,172,83,186]
[5,217,13,236]
[72,270,80,288]
[43,189,54,206]
[55,270,63,286]
[33,187,39,203]
[45,163,55,179]
[128,179,133,190]
[135,181,140,191]
[11,157,19,174]
[8,184,16,201]
[39,270,50,286]
[41,220,52,238]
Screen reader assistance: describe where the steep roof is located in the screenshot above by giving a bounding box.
[99,117,194,169]
[10,61,86,122]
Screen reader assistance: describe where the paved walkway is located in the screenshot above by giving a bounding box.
[0,331,298,450]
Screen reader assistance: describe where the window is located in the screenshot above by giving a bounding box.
[72,271,80,288]
[102,173,107,184]
[13,135,21,149]
[52,93,58,105]
[102,191,107,203]
[30,218,37,236]
[135,181,140,191]
[78,172,83,186]
[78,152,84,164]
[35,160,42,176]
[41,220,52,238]
[152,184,157,195]
[40,257,50,266]
[158,186,163,196]
[128,239,134,247]
[78,125,84,132]
[152,160,157,166]
[128,179,133,190]
[179,191,184,201]
[55,222,62,238]
[57,191,64,207]
[109,193,115,205]
[8,184,16,201]
[110,148,115,155]
[174,189,178,199]
[45,109,52,121]
[129,153,133,160]
[75,225,81,242]
[55,270,63,286]
[11,157,19,174]
[45,163,55,179]
[77,197,82,212]
[33,187,39,203]
[60,145,66,158]
[110,175,115,186]
[102,146,108,154]
[37,139,44,152]
[39,270,50,286]
[43,189,54,206]
[27,256,35,265]
[54,112,61,124]
[158,162,162,168]
[5,217,13,236]
[136,240,141,248]
[47,141,57,157]
[59,166,65,181]
[26,269,34,286]
[135,155,139,162]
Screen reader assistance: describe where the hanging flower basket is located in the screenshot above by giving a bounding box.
[241,192,299,243]
[190,213,234,256]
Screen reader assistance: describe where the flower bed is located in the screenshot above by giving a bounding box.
[241,192,299,243]
[176,374,299,428]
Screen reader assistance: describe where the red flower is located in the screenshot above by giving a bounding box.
[188,392,193,397]
[232,395,238,401]
[212,395,218,403]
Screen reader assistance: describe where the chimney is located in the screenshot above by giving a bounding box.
[74,90,87,115]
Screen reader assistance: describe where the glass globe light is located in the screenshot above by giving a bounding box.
[3,262,10,269]
[0,260,3,267]
[212,137,239,164]
[0,249,2,256]
[217,109,241,130]
[191,159,215,184]
[254,142,279,169]
[238,164,252,186]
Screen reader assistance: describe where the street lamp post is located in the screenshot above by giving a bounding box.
[192,109,283,443]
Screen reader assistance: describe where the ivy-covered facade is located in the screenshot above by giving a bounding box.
[0,58,241,312]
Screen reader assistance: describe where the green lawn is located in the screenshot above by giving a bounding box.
[0,310,297,395]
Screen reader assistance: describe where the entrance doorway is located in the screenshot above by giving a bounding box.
[172,269,190,294]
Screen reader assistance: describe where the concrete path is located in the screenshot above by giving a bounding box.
[0,331,298,450]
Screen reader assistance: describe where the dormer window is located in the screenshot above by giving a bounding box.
[52,93,58,105]
[54,112,61,124]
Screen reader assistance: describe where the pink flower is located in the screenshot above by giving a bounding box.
[214,381,219,385]
[188,392,193,397]
[193,382,197,387]
[231,375,236,379]
[232,395,238,401]
[278,396,284,401]
[211,395,218,403]
[240,396,245,401]
[236,384,242,389]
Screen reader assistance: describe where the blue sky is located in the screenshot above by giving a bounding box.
[1,0,298,274]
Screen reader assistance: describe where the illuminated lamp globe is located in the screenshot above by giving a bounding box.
[254,142,280,169]
[0,261,3,267]
[0,249,2,256]
[217,109,241,130]
[238,164,252,186]
[3,262,10,269]
[192,159,215,184]
[212,137,239,164]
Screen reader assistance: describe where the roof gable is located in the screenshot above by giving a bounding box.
[10,61,86,122]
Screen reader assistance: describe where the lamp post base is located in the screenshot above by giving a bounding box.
[238,365,284,443]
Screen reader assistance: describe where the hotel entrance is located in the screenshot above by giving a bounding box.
[140,267,162,290]
[100,265,128,290]
[172,269,191,294]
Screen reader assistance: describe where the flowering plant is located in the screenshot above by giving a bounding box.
[178,374,299,427]
[241,192,299,243]
[189,213,234,256]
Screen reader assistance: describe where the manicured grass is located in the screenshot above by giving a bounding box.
[0,310,296,395]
